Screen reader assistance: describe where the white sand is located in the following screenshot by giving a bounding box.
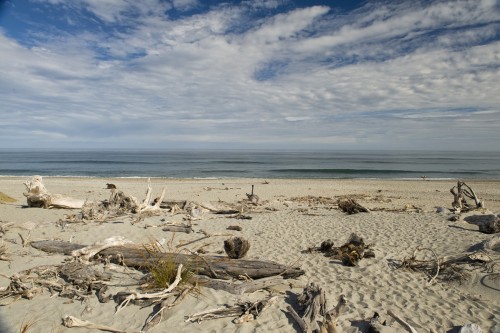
[0,177,499,333]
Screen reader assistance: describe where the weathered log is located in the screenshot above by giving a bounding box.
[31,240,304,280]
[483,235,500,251]
[195,275,284,295]
[23,175,85,209]
[299,282,327,332]
[477,214,500,234]
[162,224,193,233]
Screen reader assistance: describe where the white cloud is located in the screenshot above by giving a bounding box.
[1,0,499,150]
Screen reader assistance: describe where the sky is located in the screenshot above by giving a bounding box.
[0,0,499,151]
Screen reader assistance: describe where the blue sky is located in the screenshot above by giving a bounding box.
[0,0,499,150]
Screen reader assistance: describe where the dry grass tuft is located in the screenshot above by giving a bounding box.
[0,241,10,261]
[141,237,195,291]
[19,316,40,333]
[0,191,17,204]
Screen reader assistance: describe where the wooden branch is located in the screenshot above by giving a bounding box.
[116,264,183,313]
[185,296,278,323]
[142,288,191,332]
[387,310,418,333]
[63,315,140,333]
[175,232,233,249]
[287,305,311,333]
[321,294,348,333]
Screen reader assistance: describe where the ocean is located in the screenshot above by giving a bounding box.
[0,149,499,180]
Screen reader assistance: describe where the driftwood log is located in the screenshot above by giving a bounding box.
[23,175,85,209]
[478,215,500,234]
[31,240,304,280]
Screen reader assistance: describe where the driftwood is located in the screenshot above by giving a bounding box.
[77,178,166,223]
[458,323,483,333]
[0,242,10,261]
[31,240,305,280]
[185,296,278,323]
[227,225,242,231]
[0,261,115,305]
[308,233,375,267]
[195,275,284,295]
[337,197,369,214]
[478,215,500,234]
[224,237,250,259]
[63,315,140,333]
[115,264,183,313]
[23,175,85,209]
[387,310,418,333]
[395,247,495,284]
[71,236,133,261]
[142,288,191,331]
[246,185,260,205]
[162,224,193,233]
[450,181,485,214]
[287,282,347,333]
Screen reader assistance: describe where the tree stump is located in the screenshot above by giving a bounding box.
[224,237,250,259]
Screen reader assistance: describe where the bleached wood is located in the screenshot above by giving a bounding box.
[23,175,85,209]
[387,310,418,333]
[195,275,284,295]
[71,236,133,261]
[63,315,140,333]
[115,264,183,313]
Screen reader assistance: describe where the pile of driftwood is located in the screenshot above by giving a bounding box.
[394,244,498,285]
[0,235,305,332]
[287,282,347,333]
[23,176,263,225]
[449,181,499,234]
[450,181,485,214]
[306,233,375,267]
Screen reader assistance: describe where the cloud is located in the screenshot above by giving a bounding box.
[0,0,499,150]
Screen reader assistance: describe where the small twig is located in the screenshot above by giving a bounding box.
[19,231,32,248]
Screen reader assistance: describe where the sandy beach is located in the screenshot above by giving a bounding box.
[0,177,499,333]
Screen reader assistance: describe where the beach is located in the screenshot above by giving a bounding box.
[0,177,499,333]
